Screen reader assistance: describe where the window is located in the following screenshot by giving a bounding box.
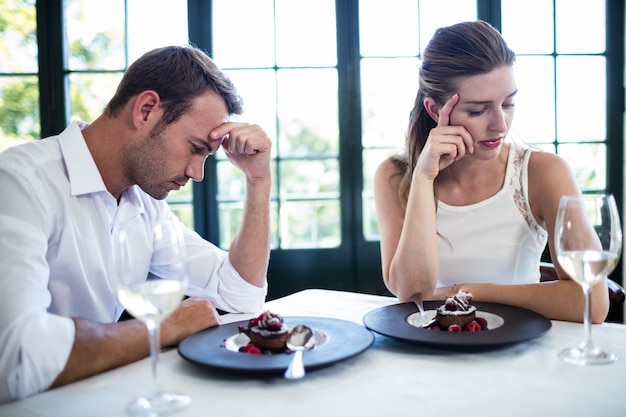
[359,0,477,241]
[212,0,340,249]
[208,0,477,250]
[64,0,193,225]
[0,0,38,152]
[502,0,609,192]
[195,0,480,298]
[3,1,624,321]
[195,0,624,311]
[5,0,194,227]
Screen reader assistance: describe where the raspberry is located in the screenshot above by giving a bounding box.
[464,321,482,332]
[430,325,441,331]
[444,299,458,311]
[474,316,488,329]
[250,311,267,327]
[447,324,462,332]
[243,343,262,355]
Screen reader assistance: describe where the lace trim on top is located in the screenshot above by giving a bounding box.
[509,144,547,245]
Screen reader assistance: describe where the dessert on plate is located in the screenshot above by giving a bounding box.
[435,290,476,328]
[427,290,487,332]
[239,311,291,353]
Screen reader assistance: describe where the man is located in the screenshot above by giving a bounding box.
[0,45,272,402]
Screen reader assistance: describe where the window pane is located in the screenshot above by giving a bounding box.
[558,143,606,191]
[169,179,194,246]
[280,200,340,248]
[127,0,188,62]
[360,58,419,149]
[278,158,340,247]
[66,0,126,71]
[359,0,419,57]
[363,148,394,240]
[219,201,244,248]
[170,199,194,229]
[512,56,555,144]
[556,0,605,54]
[277,68,338,157]
[0,0,37,73]
[280,159,339,196]
[218,162,279,249]
[212,0,275,68]
[69,73,123,122]
[213,1,339,250]
[65,0,193,230]
[418,0,477,51]
[360,1,475,241]
[217,160,246,198]
[0,0,38,151]
[270,200,279,249]
[362,195,379,241]
[0,76,39,150]
[275,0,336,67]
[225,69,278,151]
[502,0,554,54]
[556,56,605,142]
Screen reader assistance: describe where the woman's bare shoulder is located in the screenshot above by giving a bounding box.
[527,148,579,220]
[527,148,573,177]
[375,157,404,183]
[374,157,406,206]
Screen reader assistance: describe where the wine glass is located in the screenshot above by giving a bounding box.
[113,218,191,415]
[554,194,622,365]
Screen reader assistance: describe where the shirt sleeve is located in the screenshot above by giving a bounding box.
[180,228,268,313]
[0,215,75,403]
[0,155,77,403]
[0,306,75,403]
[149,207,267,314]
[186,250,268,313]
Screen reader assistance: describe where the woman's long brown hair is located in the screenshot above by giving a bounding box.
[391,20,516,205]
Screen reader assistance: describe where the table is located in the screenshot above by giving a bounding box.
[1,289,625,417]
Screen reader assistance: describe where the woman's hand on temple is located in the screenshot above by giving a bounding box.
[416,94,474,180]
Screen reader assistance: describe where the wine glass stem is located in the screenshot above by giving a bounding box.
[581,285,594,353]
[146,319,161,394]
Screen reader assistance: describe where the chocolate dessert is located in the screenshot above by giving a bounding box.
[434,290,477,329]
[245,311,290,353]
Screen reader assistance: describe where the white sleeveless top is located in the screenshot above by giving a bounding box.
[436,142,548,286]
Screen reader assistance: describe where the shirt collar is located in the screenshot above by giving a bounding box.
[58,121,145,215]
[59,121,107,197]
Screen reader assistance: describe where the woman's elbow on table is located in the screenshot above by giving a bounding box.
[591,285,610,324]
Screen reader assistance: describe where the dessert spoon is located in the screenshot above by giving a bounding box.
[410,292,428,325]
[284,325,314,379]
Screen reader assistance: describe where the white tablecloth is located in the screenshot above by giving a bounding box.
[1,289,624,417]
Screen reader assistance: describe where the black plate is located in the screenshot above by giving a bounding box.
[178,316,375,374]
[363,301,552,349]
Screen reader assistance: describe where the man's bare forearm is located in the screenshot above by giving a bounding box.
[228,177,271,287]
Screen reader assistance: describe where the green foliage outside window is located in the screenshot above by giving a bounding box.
[0,0,38,151]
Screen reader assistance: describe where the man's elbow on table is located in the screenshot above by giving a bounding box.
[0,314,75,403]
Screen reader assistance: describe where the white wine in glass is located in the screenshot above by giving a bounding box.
[114,218,191,415]
[554,194,622,365]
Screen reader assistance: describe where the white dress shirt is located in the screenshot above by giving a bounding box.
[0,121,267,402]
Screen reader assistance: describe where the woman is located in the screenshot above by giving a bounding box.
[374,20,609,323]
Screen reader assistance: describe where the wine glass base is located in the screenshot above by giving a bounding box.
[558,346,617,366]
[126,391,191,416]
